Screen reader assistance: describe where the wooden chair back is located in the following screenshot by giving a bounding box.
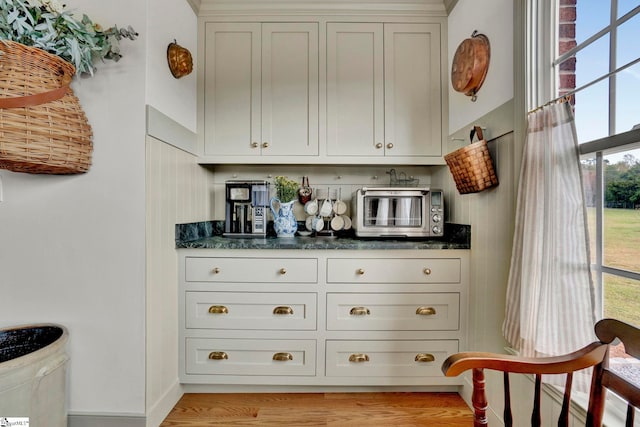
[441,319,640,426]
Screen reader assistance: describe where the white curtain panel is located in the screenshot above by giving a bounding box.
[503,102,597,359]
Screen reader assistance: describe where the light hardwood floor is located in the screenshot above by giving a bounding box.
[160,392,473,426]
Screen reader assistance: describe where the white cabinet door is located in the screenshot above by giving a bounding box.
[384,23,442,157]
[262,23,319,156]
[326,23,384,157]
[204,23,261,157]
[203,22,319,158]
[327,23,442,158]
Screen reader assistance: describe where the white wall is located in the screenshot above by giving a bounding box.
[0,0,147,416]
[146,0,198,132]
[145,131,211,426]
[448,0,513,133]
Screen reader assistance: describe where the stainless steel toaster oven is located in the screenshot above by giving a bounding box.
[352,187,444,238]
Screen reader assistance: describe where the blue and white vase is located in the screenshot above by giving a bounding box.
[270,198,298,238]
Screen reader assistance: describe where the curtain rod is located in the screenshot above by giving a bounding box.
[528,55,640,115]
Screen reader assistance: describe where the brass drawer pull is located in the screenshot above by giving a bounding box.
[272,352,293,361]
[416,306,436,316]
[208,351,228,360]
[423,268,432,275]
[262,142,270,148]
[208,305,229,314]
[279,268,287,275]
[212,267,221,274]
[349,306,371,316]
[251,142,259,148]
[375,142,383,149]
[349,353,370,363]
[273,306,294,315]
[415,353,435,363]
[356,268,365,275]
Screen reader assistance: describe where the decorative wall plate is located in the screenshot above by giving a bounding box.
[451,31,490,102]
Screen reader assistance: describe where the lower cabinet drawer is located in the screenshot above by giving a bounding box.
[186,292,317,330]
[325,340,458,377]
[326,293,459,331]
[186,338,316,376]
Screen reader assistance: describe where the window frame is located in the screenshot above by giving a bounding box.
[523,0,640,420]
[527,0,640,317]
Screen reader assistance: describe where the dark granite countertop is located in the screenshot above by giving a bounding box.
[176,221,470,250]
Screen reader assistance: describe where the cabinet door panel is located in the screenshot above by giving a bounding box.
[204,23,261,156]
[325,340,458,377]
[186,292,317,330]
[187,338,316,376]
[384,23,441,157]
[326,293,459,331]
[327,258,461,284]
[185,257,318,283]
[262,23,319,156]
[327,23,384,156]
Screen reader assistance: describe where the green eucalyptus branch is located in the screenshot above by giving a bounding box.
[0,0,137,76]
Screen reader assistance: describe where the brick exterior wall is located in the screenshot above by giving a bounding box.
[558,0,577,100]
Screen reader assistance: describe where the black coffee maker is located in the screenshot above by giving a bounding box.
[224,180,270,237]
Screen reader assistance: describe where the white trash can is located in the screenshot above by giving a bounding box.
[0,324,69,427]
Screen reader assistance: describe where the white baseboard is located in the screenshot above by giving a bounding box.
[146,380,184,427]
[68,414,145,427]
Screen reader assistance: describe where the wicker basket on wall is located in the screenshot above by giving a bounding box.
[0,40,93,174]
[445,126,498,194]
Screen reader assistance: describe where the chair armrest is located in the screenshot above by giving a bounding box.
[442,342,608,377]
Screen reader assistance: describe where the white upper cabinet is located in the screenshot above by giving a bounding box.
[203,22,319,158]
[200,17,445,165]
[326,22,442,159]
[326,23,384,157]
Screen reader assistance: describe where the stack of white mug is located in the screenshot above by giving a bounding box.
[303,188,352,234]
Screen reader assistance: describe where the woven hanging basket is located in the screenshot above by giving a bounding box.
[445,126,498,194]
[0,40,93,174]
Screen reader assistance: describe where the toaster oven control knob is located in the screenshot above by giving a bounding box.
[432,226,442,235]
[432,214,442,223]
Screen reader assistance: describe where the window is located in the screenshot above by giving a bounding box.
[547,0,640,329]
[524,1,640,419]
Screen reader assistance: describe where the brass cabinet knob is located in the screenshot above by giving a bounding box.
[272,352,293,361]
[208,305,229,314]
[279,268,287,275]
[273,306,294,315]
[262,142,269,148]
[415,353,435,363]
[423,268,432,275]
[208,351,228,360]
[356,268,365,275]
[212,267,221,274]
[349,306,371,316]
[375,143,383,149]
[416,306,436,316]
[386,143,394,149]
[251,142,259,148]
[349,353,370,363]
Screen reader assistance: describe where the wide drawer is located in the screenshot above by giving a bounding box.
[186,292,317,330]
[185,257,318,283]
[186,338,316,376]
[326,258,460,283]
[326,293,459,331]
[325,340,458,377]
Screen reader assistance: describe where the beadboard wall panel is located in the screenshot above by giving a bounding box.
[145,127,213,426]
[432,98,521,423]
